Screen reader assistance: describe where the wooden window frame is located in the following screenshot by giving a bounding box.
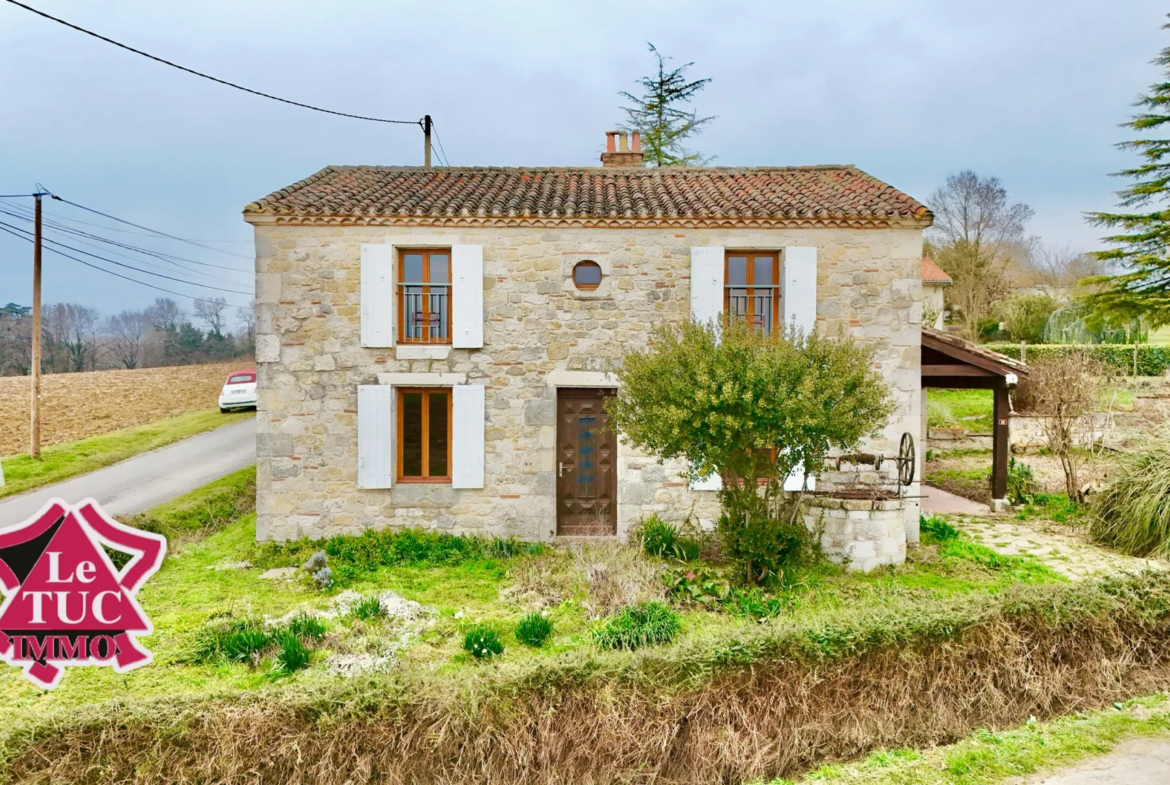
[396,387,453,483]
[572,260,603,291]
[397,248,453,345]
[724,251,781,336]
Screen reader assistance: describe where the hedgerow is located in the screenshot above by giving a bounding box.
[985,342,1170,376]
[5,572,1170,785]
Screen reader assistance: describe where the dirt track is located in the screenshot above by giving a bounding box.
[0,362,244,456]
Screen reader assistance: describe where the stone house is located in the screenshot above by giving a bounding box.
[921,256,952,329]
[243,132,933,568]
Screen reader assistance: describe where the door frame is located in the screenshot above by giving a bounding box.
[555,386,618,537]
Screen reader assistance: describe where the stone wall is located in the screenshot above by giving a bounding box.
[804,495,907,572]
[249,222,924,544]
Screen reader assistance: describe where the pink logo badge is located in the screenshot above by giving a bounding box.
[0,499,166,689]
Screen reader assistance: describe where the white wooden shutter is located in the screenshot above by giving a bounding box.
[452,244,484,349]
[357,385,393,489]
[783,246,819,492]
[452,384,485,488]
[689,246,724,325]
[361,244,395,348]
[783,246,818,336]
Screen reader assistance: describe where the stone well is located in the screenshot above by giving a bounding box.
[802,493,907,573]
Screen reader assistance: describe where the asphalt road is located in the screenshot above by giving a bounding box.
[1024,737,1170,784]
[0,418,256,526]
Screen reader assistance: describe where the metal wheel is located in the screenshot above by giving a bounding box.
[898,432,916,487]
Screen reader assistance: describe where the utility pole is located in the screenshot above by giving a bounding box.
[424,114,433,167]
[30,191,43,459]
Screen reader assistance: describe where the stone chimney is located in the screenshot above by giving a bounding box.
[600,130,644,167]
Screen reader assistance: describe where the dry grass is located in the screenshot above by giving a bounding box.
[6,575,1170,785]
[0,362,245,456]
[504,541,667,616]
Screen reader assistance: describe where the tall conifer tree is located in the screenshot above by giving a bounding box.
[619,44,714,167]
[1087,18,1170,325]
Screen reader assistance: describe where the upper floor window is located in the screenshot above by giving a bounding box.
[398,249,451,344]
[725,251,781,336]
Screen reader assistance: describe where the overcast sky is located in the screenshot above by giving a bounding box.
[0,0,1166,316]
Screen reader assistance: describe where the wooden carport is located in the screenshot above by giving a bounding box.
[921,328,1028,507]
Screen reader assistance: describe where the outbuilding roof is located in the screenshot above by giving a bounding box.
[921,256,953,285]
[243,165,932,229]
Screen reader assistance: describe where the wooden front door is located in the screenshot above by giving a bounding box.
[556,388,617,536]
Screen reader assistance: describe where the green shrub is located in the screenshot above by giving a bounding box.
[637,515,700,561]
[256,527,544,584]
[1007,456,1037,505]
[921,514,960,543]
[221,628,270,663]
[514,612,554,647]
[593,602,681,650]
[463,625,504,659]
[349,595,384,621]
[283,612,327,641]
[986,343,1170,377]
[1091,430,1170,558]
[271,631,311,676]
[719,490,818,585]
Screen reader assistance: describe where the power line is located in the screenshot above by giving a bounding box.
[0,224,253,311]
[3,201,250,243]
[432,120,451,166]
[0,219,252,295]
[4,0,424,127]
[47,193,251,257]
[0,205,250,273]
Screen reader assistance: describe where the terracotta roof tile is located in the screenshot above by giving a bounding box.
[243,165,932,227]
[921,256,952,284]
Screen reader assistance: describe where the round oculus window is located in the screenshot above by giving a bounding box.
[572,260,602,290]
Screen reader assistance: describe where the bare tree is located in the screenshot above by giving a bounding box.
[194,297,227,338]
[0,303,32,376]
[236,299,255,340]
[43,303,99,372]
[1026,242,1106,292]
[928,171,1034,339]
[105,310,151,369]
[146,297,183,332]
[1023,353,1109,503]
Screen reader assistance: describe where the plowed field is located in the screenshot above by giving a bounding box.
[0,362,245,456]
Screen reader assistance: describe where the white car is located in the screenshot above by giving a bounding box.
[218,368,257,413]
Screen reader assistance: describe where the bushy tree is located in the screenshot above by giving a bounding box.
[608,321,893,583]
[1085,17,1170,326]
[997,292,1061,343]
[619,43,714,167]
[928,171,1033,339]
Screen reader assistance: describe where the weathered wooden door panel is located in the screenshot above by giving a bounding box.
[556,389,617,536]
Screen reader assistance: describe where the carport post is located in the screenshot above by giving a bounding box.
[991,384,1010,506]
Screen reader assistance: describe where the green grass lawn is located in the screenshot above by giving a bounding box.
[927,389,994,432]
[0,408,253,499]
[778,693,1170,784]
[0,468,1065,722]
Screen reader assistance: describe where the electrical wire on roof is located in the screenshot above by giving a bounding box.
[0,224,254,311]
[0,219,252,295]
[3,0,424,127]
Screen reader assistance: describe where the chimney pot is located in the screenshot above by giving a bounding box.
[600,129,644,168]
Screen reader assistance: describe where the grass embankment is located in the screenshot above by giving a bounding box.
[3,476,1170,784]
[780,692,1170,784]
[0,408,252,498]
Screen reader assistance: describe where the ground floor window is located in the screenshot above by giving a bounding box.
[397,388,451,482]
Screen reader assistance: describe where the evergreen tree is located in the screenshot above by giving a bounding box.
[619,44,714,167]
[1086,18,1170,326]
